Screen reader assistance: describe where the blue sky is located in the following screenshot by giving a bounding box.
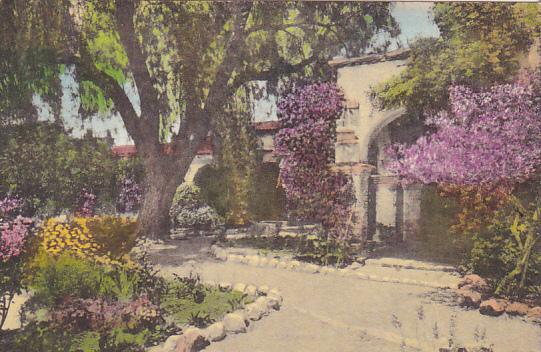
[39,2,440,145]
[393,2,439,46]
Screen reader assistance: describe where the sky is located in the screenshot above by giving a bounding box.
[392,2,439,47]
[38,2,440,145]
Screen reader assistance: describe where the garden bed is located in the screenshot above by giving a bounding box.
[0,215,270,352]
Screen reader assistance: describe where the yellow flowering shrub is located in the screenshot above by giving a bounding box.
[41,217,100,258]
[39,216,137,264]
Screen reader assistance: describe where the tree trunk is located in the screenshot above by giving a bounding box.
[136,156,189,240]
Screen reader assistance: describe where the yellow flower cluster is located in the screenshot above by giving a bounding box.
[40,217,101,258]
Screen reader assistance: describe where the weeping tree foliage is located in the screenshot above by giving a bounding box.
[210,88,258,226]
[374,2,540,116]
[0,0,399,238]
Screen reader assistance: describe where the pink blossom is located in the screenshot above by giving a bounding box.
[0,196,23,218]
[0,216,32,262]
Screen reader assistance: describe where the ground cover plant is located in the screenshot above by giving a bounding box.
[161,273,253,328]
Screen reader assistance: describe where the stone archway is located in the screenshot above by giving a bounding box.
[330,49,423,245]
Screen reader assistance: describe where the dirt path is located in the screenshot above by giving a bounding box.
[157,257,541,352]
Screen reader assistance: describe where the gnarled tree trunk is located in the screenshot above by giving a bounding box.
[136,155,191,240]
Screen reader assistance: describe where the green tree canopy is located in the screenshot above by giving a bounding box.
[0,0,399,238]
[374,3,540,115]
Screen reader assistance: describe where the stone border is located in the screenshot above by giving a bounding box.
[148,282,283,352]
[210,245,457,289]
[455,274,541,324]
[363,257,455,273]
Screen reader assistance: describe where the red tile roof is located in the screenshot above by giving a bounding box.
[253,120,280,131]
[194,137,213,155]
[111,145,137,157]
[111,137,214,157]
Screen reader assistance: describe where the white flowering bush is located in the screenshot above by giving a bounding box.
[170,184,223,231]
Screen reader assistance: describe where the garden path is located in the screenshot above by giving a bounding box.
[153,242,541,352]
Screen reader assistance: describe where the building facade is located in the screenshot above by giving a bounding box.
[329,48,422,244]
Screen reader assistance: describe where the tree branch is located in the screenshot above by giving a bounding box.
[231,55,318,92]
[68,49,144,146]
[114,0,160,139]
[171,2,253,157]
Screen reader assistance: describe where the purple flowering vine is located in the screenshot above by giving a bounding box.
[0,196,33,330]
[0,196,23,218]
[275,82,355,241]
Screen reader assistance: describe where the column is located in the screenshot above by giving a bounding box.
[402,183,423,242]
[371,174,400,242]
[331,163,375,243]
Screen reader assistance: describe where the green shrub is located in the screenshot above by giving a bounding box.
[195,163,287,224]
[414,186,473,264]
[0,122,117,215]
[465,204,541,298]
[162,274,249,327]
[27,251,161,307]
[29,252,108,307]
[0,321,161,352]
[294,236,355,267]
[248,163,286,221]
[169,184,224,230]
[0,322,78,352]
[224,233,357,267]
[194,166,229,218]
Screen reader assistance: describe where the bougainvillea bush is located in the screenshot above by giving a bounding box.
[275,82,355,242]
[387,73,541,297]
[386,74,541,187]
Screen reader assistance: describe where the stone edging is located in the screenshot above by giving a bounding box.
[210,245,457,289]
[148,282,283,352]
[455,274,541,324]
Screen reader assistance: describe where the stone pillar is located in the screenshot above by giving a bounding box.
[402,183,423,242]
[371,174,400,242]
[331,163,375,243]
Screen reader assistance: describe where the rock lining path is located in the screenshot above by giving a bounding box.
[155,242,541,352]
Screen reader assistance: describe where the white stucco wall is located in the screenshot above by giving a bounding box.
[335,60,407,163]
[184,155,213,183]
[332,56,425,242]
[259,134,275,150]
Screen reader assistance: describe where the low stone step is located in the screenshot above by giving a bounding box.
[364,258,456,273]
